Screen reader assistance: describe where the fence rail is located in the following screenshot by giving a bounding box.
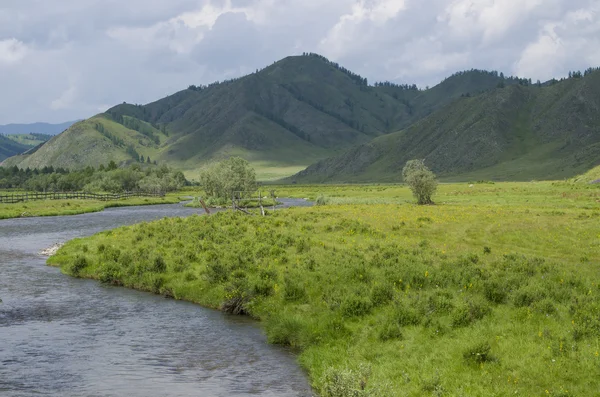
[0,191,165,204]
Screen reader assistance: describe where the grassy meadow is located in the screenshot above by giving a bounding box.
[0,194,181,219]
[49,181,600,396]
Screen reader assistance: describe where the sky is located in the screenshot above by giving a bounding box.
[1,0,599,124]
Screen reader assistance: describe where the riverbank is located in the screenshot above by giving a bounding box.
[48,182,600,396]
[0,196,181,220]
[184,196,280,210]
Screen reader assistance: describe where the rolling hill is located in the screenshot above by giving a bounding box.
[2,54,515,180]
[291,70,600,182]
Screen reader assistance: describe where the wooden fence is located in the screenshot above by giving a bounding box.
[0,191,165,204]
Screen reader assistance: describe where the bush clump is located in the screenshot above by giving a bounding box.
[316,194,330,206]
[463,342,496,364]
[320,364,373,397]
[69,255,88,277]
[402,159,438,205]
[451,299,490,327]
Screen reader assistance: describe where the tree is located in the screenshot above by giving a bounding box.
[107,160,118,171]
[402,159,437,205]
[199,157,257,201]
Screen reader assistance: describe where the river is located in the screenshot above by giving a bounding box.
[0,200,313,396]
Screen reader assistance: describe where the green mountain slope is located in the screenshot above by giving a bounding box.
[0,135,30,162]
[2,116,168,169]
[292,72,600,182]
[3,55,514,180]
[573,165,600,183]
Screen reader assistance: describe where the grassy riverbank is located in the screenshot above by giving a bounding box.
[49,182,599,396]
[0,195,181,219]
[185,196,279,209]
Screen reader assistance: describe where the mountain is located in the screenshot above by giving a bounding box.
[0,121,78,136]
[0,135,30,162]
[291,70,600,182]
[1,54,514,180]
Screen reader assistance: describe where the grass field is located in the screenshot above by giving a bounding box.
[49,182,599,396]
[0,195,181,219]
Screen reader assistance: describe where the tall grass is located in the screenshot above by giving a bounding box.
[49,182,600,395]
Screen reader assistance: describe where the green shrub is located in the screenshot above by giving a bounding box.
[394,302,421,326]
[69,255,88,276]
[266,315,305,347]
[283,276,307,302]
[320,364,372,397]
[483,280,508,304]
[378,320,403,341]
[184,271,198,281]
[533,299,557,315]
[119,251,133,267]
[451,299,490,327]
[205,262,228,283]
[513,285,546,307]
[370,283,394,307]
[426,291,455,314]
[341,296,373,318]
[252,279,275,297]
[463,342,495,364]
[316,194,330,206]
[152,255,167,273]
[98,263,123,285]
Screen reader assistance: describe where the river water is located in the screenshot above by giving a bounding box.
[0,200,313,397]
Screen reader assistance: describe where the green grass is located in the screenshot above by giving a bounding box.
[0,196,180,219]
[4,133,51,147]
[48,182,600,396]
[572,165,600,184]
[185,196,279,209]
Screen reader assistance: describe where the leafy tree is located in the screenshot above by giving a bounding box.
[402,159,437,205]
[107,160,118,171]
[199,157,257,201]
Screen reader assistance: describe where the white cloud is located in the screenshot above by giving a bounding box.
[515,2,600,79]
[1,0,600,123]
[51,84,78,111]
[440,0,547,43]
[320,0,407,58]
[0,38,28,64]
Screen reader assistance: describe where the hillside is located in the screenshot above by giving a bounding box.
[5,133,52,147]
[0,135,30,162]
[573,165,600,184]
[292,71,600,182]
[0,121,77,136]
[2,55,512,180]
[2,116,169,170]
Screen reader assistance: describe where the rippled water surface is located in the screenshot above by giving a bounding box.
[0,200,313,396]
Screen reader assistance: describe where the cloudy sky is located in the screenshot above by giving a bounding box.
[1,0,599,124]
